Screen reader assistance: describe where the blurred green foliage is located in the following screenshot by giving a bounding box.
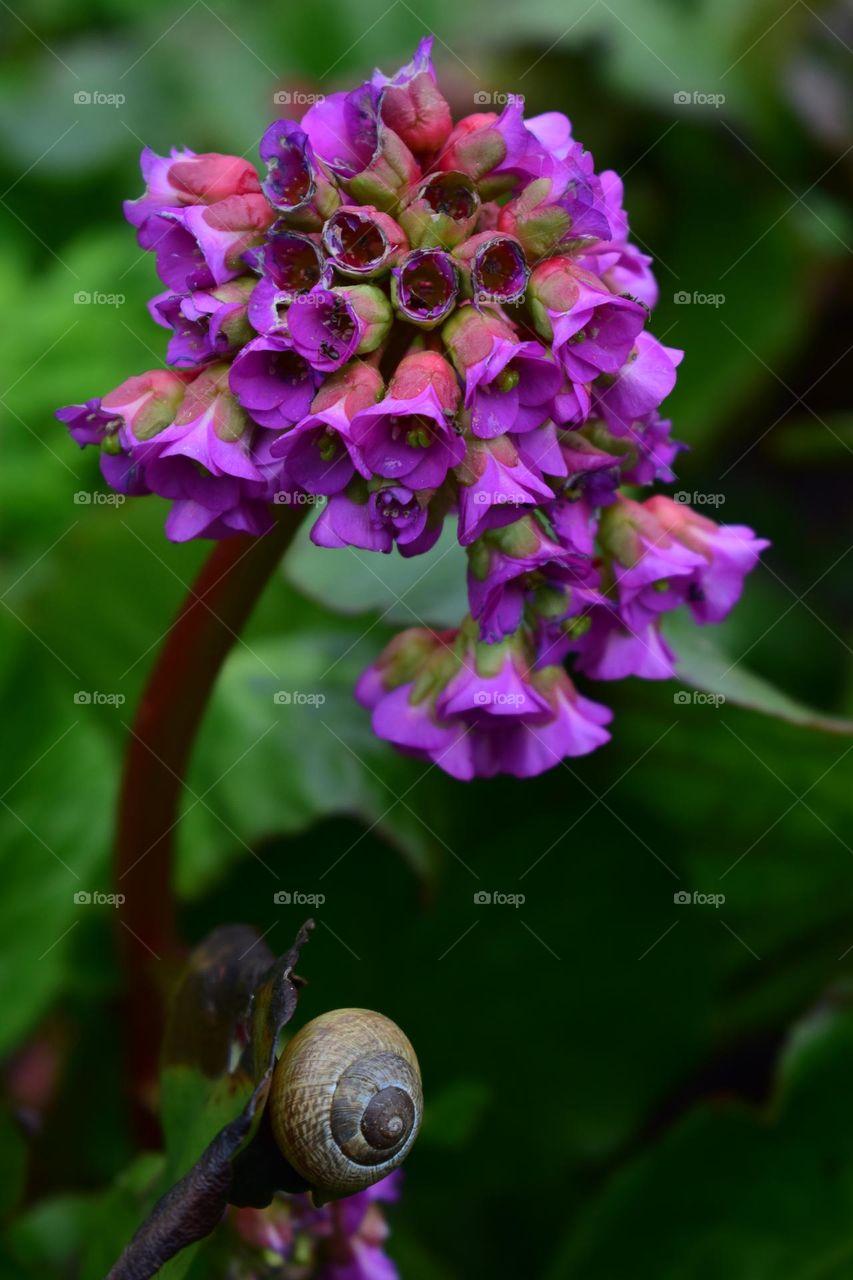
[1,0,852,1276]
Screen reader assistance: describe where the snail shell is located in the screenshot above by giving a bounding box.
[269,1008,422,1202]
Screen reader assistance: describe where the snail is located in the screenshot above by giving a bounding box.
[269,1008,422,1202]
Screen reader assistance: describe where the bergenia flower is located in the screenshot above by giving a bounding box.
[322,206,408,277]
[528,258,647,385]
[399,170,481,249]
[348,349,464,489]
[150,278,255,368]
[57,42,768,780]
[287,288,365,371]
[229,334,322,429]
[123,147,262,231]
[312,482,441,557]
[371,36,452,155]
[257,119,340,228]
[460,337,562,439]
[246,229,333,334]
[270,360,384,495]
[600,494,769,630]
[231,1169,403,1280]
[358,623,612,780]
[391,248,460,327]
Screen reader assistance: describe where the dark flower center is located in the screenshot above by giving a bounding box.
[419,171,479,222]
[323,210,387,270]
[265,232,324,293]
[270,138,313,207]
[398,251,457,316]
[473,236,529,302]
[270,349,311,386]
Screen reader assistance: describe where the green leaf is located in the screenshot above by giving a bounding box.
[179,629,444,897]
[546,1001,853,1279]
[665,611,853,734]
[0,673,115,1056]
[283,518,468,628]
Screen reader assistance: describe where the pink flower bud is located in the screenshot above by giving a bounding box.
[375,40,453,154]
[388,349,460,412]
[102,369,190,441]
[167,152,261,204]
[436,112,508,182]
[441,304,516,375]
[497,178,572,260]
[343,127,421,212]
[311,361,385,418]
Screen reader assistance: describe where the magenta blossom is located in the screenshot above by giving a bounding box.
[358,624,612,780]
[229,334,321,429]
[57,41,768,779]
[601,494,769,630]
[463,338,562,439]
[349,385,463,488]
[312,483,440,557]
[456,435,554,545]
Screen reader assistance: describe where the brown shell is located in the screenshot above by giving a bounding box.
[269,1008,422,1201]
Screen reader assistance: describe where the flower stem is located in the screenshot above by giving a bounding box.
[115,506,306,1134]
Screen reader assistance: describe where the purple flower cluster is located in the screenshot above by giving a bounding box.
[229,1170,401,1280]
[57,40,768,780]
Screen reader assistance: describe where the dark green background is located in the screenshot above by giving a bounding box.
[1,0,852,1275]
